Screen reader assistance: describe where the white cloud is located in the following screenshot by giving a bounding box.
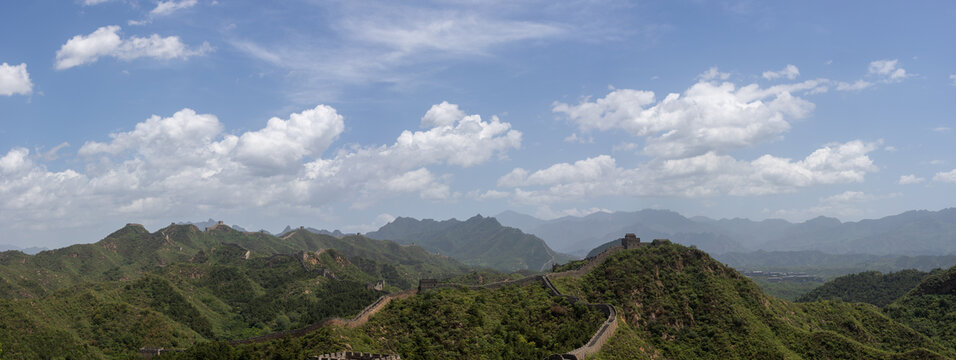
[950,74,956,86]
[421,101,464,128]
[55,26,209,70]
[498,140,878,203]
[0,103,519,230]
[0,62,33,96]
[933,169,956,183]
[698,67,730,81]
[821,191,872,203]
[932,126,951,133]
[762,64,799,80]
[83,0,113,5]
[553,73,817,158]
[150,0,197,16]
[39,142,70,161]
[835,80,873,91]
[868,59,909,83]
[233,105,345,174]
[898,174,925,185]
[384,168,449,200]
[563,133,593,144]
[232,3,567,102]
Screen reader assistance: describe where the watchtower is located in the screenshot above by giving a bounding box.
[418,279,438,292]
[621,233,641,249]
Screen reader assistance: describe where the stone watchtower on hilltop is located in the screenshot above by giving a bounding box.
[621,233,641,249]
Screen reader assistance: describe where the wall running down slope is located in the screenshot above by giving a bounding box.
[234,235,650,360]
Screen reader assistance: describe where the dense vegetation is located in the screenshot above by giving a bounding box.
[366,215,573,272]
[5,221,956,359]
[553,243,955,359]
[162,283,605,359]
[0,223,472,358]
[884,266,956,350]
[797,269,932,307]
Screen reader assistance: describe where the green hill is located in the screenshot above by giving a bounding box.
[0,223,474,358]
[884,266,956,350]
[551,243,954,359]
[0,223,466,299]
[170,282,606,360]
[796,269,932,307]
[176,241,956,359]
[366,215,572,272]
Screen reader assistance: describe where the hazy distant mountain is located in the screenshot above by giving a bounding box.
[277,225,347,237]
[0,244,47,255]
[181,218,248,232]
[500,208,956,257]
[366,214,572,272]
[498,209,746,256]
[493,210,548,232]
[758,209,956,255]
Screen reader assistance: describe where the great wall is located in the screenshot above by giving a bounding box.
[142,229,659,360]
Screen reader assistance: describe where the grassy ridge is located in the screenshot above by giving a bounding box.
[165,283,606,359]
[797,269,932,307]
[884,266,956,350]
[555,243,955,359]
[0,224,474,358]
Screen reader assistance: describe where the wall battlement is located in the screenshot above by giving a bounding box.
[314,352,401,360]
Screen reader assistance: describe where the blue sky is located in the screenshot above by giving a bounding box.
[1,0,955,248]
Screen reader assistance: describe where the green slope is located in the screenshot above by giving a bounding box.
[0,223,474,359]
[884,266,956,350]
[0,223,466,299]
[170,283,606,360]
[175,241,956,359]
[552,243,954,359]
[797,269,932,307]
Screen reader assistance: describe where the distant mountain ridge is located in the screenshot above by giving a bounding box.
[366,214,572,272]
[277,225,348,238]
[497,208,956,257]
[0,244,47,255]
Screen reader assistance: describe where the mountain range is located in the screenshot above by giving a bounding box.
[365,214,573,272]
[496,208,956,257]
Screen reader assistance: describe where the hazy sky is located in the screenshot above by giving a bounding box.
[1,1,955,247]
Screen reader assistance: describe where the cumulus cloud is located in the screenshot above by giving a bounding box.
[421,101,465,128]
[150,0,197,16]
[898,174,925,185]
[553,72,817,158]
[0,103,519,230]
[55,25,209,70]
[0,62,33,96]
[763,64,799,80]
[934,169,956,183]
[233,105,344,174]
[497,140,878,203]
[950,74,956,86]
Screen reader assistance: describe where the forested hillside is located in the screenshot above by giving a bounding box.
[0,223,472,358]
[797,269,933,307]
[162,241,956,359]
